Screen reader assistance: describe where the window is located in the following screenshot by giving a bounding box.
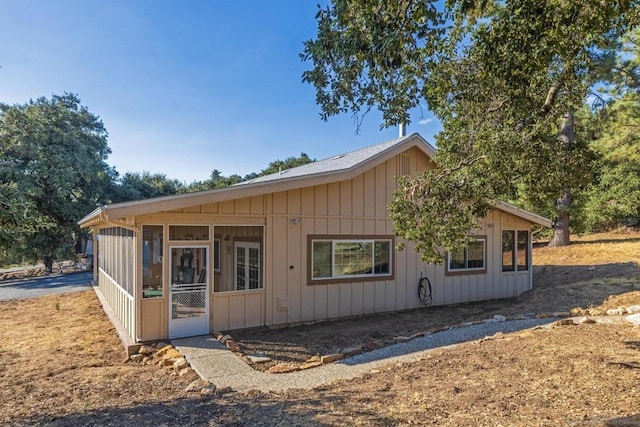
[502,230,529,272]
[169,225,209,241]
[309,236,394,283]
[213,239,221,272]
[502,231,515,272]
[142,225,163,298]
[235,241,262,290]
[446,237,486,275]
[517,231,529,271]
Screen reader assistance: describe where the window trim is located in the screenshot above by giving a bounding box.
[307,235,395,285]
[445,235,487,276]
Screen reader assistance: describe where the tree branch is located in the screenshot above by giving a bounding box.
[539,83,560,117]
[435,155,487,180]
[486,99,507,113]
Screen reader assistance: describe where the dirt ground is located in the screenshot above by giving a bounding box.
[1,231,640,426]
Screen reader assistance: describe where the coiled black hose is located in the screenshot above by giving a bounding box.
[418,275,433,307]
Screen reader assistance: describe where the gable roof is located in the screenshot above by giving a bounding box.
[79,133,434,226]
[78,132,551,228]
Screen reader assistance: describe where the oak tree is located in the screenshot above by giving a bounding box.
[302,0,639,259]
[0,94,114,271]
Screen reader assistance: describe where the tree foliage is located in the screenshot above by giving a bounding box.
[182,153,315,193]
[113,171,186,202]
[257,153,314,176]
[586,95,640,230]
[0,94,114,271]
[578,28,640,231]
[303,0,640,260]
[112,154,316,200]
[0,93,315,270]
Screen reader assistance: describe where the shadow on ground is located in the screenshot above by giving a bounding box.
[528,262,640,309]
[17,390,394,426]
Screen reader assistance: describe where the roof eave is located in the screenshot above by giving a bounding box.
[496,201,553,228]
[78,206,106,228]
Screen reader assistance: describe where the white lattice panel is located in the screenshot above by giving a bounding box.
[171,284,206,319]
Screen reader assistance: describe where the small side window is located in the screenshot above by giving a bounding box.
[502,230,529,272]
[517,231,529,271]
[502,231,515,272]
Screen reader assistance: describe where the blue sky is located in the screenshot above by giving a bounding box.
[1,1,441,183]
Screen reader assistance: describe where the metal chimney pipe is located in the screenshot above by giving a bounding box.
[399,123,406,137]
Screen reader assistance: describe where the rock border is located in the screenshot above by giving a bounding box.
[129,304,640,378]
[209,303,640,374]
[125,341,228,395]
[126,342,194,374]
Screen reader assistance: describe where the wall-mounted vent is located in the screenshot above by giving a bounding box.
[399,154,412,176]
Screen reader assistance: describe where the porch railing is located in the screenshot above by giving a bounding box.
[98,267,135,340]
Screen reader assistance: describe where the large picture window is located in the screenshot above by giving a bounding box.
[502,230,529,272]
[446,237,486,275]
[309,236,394,284]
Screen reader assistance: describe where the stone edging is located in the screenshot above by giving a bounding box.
[126,341,226,396]
[126,303,640,379]
[206,304,640,375]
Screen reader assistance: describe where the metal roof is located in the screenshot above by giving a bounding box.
[240,134,417,185]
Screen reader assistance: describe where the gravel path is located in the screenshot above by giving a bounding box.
[175,317,556,393]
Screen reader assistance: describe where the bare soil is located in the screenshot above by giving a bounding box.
[1,231,640,426]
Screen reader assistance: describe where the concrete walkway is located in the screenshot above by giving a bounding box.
[173,318,555,392]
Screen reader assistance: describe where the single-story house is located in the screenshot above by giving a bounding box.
[79,132,551,343]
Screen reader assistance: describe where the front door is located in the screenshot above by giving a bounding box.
[234,241,261,290]
[169,246,209,338]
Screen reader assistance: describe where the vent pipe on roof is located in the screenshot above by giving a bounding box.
[399,123,406,137]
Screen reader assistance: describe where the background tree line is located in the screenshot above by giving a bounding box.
[0,93,312,270]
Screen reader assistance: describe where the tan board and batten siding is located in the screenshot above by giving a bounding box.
[134,146,535,340]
